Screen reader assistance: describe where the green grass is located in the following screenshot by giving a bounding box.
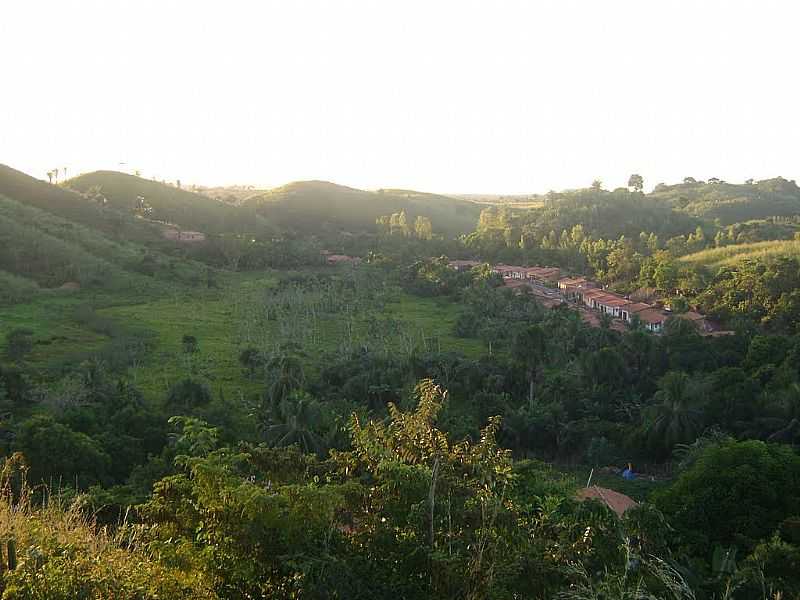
[558,465,669,503]
[2,271,483,404]
[0,295,108,368]
[680,239,800,269]
[383,294,484,357]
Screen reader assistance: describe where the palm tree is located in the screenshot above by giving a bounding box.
[642,371,703,457]
[262,391,327,456]
[263,350,305,408]
[46,170,53,184]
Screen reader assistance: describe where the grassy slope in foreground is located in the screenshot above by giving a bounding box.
[679,239,800,269]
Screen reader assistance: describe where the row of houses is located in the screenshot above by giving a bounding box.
[448,260,714,334]
[555,276,715,333]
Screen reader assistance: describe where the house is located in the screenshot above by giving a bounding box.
[162,229,206,242]
[491,264,523,279]
[577,486,638,518]
[558,276,598,301]
[635,308,668,333]
[622,302,653,323]
[448,260,481,272]
[674,310,713,332]
[526,266,561,282]
[326,254,361,266]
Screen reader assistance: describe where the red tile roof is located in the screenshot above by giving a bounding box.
[577,486,638,517]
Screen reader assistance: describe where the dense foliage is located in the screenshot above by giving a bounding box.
[2,166,800,597]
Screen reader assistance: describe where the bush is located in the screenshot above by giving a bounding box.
[654,440,800,555]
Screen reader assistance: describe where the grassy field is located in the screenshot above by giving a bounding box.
[679,239,800,269]
[1,270,483,404]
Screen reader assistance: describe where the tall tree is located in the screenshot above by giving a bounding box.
[628,173,644,192]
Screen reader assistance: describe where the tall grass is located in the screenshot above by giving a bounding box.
[679,240,800,269]
[0,454,216,599]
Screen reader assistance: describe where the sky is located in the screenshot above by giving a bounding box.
[1,0,798,194]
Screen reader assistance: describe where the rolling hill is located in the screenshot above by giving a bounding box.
[0,164,162,243]
[650,177,800,225]
[66,171,272,236]
[244,180,484,235]
[0,166,212,302]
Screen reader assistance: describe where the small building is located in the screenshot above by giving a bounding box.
[558,276,598,301]
[326,254,361,266]
[162,229,206,242]
[448,260,481,272]
[636,308,668,333]
[526,266,561,282]
[577,486,638,518]
[674,310,712,332]
[492,264,523,279]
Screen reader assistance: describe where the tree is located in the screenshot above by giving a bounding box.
[512,325,548,407]
[238,347,265,378]
[628,173,644,192]
[591,179,603,191]
[182,335,199,355]
[166,378,212,411]
[642,371,703,457]
[5,329,34,362]
[46,170,53,184]
[414,215,433,240]
[655,440,800,555]
[262,390,328,455]
[16,415,111,488]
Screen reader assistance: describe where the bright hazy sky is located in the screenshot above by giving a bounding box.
[2,1,798,194]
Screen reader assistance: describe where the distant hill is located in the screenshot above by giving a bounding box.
[0,166,210,301]
[244,181,483,235]
[515,187,702,241]
[650,177,800,225]
[66,171,273,236]
[0,164,161,243]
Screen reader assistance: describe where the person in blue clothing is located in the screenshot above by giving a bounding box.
[622,462,636,480]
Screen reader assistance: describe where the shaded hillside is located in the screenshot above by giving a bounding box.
[0,164,161,242]
[0,192,209,300]
[246,180,483,235]
[650,177,800,224]
[67,171,272,235]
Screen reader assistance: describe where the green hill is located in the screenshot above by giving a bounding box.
[680,239,800,269]
[650,177,800,225]
[67,170,272,235]
[0,166,212,302]
[246,180,483,235]
[0,164,162,243]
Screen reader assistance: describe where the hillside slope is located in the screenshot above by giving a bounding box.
[650,177,800,224]
[246,180,483,235]
[680,239,800,269]
[67,171,272,235]
[0,164,161,242]
[0,192,207,295]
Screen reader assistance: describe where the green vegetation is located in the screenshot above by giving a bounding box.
[651,177,800,224]
[247,180,482,236]
[680,239,800,269]
[3,165,800,597]
[66,170,271,235]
